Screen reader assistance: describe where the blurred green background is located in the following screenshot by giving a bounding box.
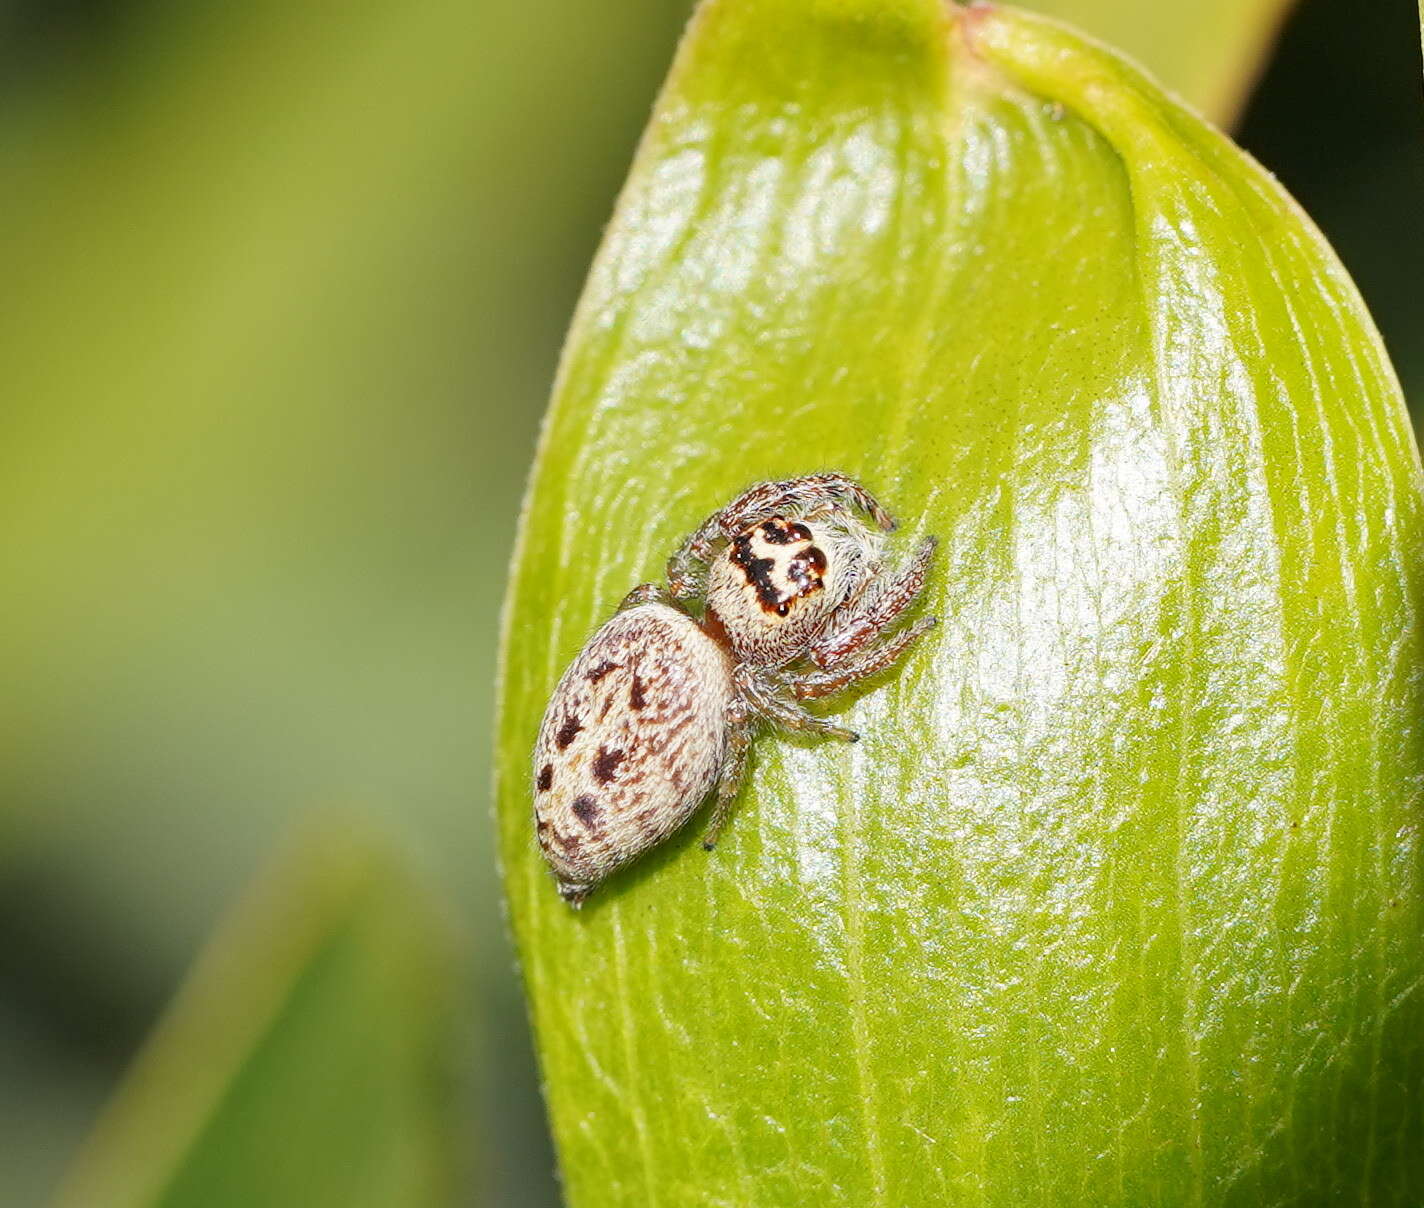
[0,0,1419,1204]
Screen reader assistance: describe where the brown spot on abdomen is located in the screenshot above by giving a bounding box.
[555,715,583,749]
[571,795,602,831]
[587,659,619,682]
[629,673,648,710]
[537,764,553,792]
[592,747,625,785]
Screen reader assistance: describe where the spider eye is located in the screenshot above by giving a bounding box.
[775,602,791,617]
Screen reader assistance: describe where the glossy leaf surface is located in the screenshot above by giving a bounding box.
[496,2,1424,1203]
[52,825,459,1208]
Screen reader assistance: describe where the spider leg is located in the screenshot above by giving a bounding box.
[666,473,896,600]
[617,582,670,612]
[789,616,937,700]
[701,713,754,850]
[809,535,937,668]
[735,666,859,741]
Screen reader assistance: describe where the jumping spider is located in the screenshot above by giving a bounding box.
[532,472,937,904]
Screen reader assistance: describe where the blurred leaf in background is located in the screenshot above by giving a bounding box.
[0,0,684,955]
[50,820,459,1208]
[1235,0,1424,406]
[0,0,688,1202]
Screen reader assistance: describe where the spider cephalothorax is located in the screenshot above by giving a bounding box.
[533,472,937,904]
[704,508,883,665]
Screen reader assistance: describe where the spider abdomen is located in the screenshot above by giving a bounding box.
[532,602,734,903]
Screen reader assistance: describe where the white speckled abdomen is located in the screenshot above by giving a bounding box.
[533,603,735,897]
